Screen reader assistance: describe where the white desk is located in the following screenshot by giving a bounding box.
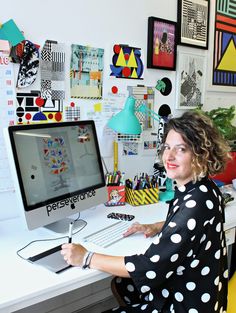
[1,194,236,313]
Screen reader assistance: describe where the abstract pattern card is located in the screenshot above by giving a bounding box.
[40,40,66,99]
[16,40,39,88]
[70,44,104,99]
[64,103,81,121]
[127,85,155,130]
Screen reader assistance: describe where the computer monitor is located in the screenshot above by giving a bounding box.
[5,120,107,233]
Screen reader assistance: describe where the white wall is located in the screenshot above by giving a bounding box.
[1,0,235,219]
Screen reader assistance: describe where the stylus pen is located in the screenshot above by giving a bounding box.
[68,221,74,243]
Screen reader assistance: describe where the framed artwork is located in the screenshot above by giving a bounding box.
[176,50,206,109]
[207,0,236,92]
[147,16,177,70]
[178,0,210,49]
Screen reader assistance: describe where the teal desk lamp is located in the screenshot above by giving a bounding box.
[107,96,174,202]
[107,96,141,134]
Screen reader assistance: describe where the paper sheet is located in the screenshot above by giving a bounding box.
[0,19,24,46]
[0,53,15,192]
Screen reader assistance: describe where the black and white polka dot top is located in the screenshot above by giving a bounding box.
[125,177,228,313]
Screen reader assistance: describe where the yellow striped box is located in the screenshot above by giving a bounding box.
[125,187,159,206]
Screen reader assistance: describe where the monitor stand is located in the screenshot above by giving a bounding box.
[44,217,86,234]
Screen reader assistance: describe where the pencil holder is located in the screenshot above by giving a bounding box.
[125,187,159,206]
[105,185,126,206]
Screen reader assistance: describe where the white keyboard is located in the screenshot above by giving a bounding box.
[82,221,130,248]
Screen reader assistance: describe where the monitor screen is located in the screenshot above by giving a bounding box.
[6,120,107,232]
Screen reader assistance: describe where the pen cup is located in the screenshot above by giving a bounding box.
[125,186,159,206]
[105,185,126,206]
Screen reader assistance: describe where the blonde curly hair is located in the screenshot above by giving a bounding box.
[161,111,231,182]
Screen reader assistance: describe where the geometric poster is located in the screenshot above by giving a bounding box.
[16,91,63,124]
[212,0,236,88]
[110,44,144,79]
[70,44,104,99]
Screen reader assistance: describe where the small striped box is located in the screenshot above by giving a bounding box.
[125,187,159,206]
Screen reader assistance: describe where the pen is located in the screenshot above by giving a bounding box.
[68,221,74,243]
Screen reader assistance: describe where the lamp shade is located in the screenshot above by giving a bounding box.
[107,96,142,134]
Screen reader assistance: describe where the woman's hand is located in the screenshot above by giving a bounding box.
[61,243,87,267]
[61,244,129,277]
[123,221,164,238]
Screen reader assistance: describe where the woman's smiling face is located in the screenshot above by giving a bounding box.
[162,129,194,186]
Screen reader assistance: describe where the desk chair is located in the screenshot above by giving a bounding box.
[227,270,236,313]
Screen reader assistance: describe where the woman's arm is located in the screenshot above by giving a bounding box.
[90,253,130,277]
[61,243,130,277]
[61,221,165,276]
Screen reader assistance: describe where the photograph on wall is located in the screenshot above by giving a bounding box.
[70,45,104,99]
[208,0,236,91]
[147,17,177,70]
[176,51,206,109]
[178,0,210,49]
[110,44,144,79]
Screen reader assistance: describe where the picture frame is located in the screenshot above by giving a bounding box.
[206,0,236,92]
[147,16,177,70]
[176,50,206,109]
[177,0,210,49]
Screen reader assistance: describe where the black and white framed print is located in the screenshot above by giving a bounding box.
[178,0,210,49]
[176,50,206,109]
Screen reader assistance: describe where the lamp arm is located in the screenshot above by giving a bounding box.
[137,104,160,122]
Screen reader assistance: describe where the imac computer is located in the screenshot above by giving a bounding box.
[5,120,107,234]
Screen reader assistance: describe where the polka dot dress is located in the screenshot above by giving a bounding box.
[102,177,228,313]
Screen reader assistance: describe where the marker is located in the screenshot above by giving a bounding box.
[68,221,74,243]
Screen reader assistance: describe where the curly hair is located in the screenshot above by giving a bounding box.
[161,111,231,182]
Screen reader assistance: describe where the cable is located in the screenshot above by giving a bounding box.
[16,235,68,261]
[16,214,87,261]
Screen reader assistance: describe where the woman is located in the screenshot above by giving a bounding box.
[61,111,230,313]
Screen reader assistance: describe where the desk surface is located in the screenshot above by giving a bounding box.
[1,191,236,313]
